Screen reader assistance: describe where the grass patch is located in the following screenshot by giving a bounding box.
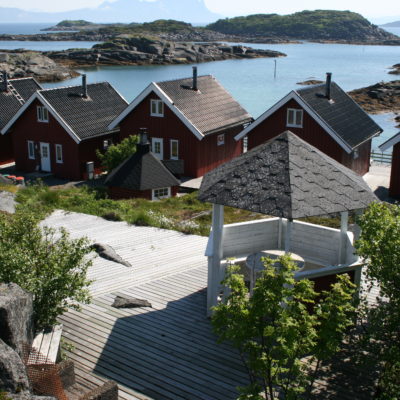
[0,182,19,194]
[15,182,266,236]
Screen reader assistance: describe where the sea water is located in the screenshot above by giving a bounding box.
[1,23,399,149]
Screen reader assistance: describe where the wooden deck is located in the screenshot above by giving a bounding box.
[45,210,382,400]
[45,210,249,400]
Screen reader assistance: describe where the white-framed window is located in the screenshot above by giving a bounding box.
[243,136,248,153]
[286,108,303,128]
[103,139,112,150]
[27,140,35,160]
[152,187,171,201]
[170,139,179,160]
[37,106,49,123]
[150,99,164,117]
[55,144,63,164]
[217,133,225,146]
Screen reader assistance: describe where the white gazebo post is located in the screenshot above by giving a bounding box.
[338,211,349,265]
[284,218,293,253]
[207,203,224,316]
[353,209,363,288]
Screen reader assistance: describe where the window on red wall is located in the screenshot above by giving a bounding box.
[37,106,49,123]
[150,99,164,117]
[287,108,303,128]
[170,140,179,160]
[217,134,225,146]
[27,141,35,159]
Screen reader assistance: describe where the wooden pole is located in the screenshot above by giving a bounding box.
[207,204,224,316]
[274,60,277,79]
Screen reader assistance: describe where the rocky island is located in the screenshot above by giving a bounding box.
[46,37,286,67]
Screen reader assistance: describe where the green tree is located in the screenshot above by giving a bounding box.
[97,135,138,172]
[355,202,400,399]
[0,210,92,330]
[212,255,356,399]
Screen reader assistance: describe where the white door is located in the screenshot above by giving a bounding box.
[40,142,51,172]
[152,138,163,160]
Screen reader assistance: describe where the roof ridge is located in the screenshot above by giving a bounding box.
[39,81,110,93]
[156,74,213,85]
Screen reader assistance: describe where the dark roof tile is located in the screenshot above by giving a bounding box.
[157,75,252,135]
[198,131,377,218]
[39,82,128,140]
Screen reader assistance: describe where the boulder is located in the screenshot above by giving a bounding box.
[0,339,30,393]
[0,283,34,356]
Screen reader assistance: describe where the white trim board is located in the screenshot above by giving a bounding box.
[379,131,400,152]
[1,92,81,144]
[234,91,353,154]
[107,82,204,141]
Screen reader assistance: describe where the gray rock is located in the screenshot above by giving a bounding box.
[91,243,132,268]
[112,296,152,308]
[6,393,56,400]
[0,283,34,356]
[0,191,16,214]
[0,339,30,393]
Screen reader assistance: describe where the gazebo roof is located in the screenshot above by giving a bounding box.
[198,131,377,219]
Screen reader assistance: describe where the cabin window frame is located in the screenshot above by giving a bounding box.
[37,106,49,123]
[286,108,303,128]
[150,99,164,117]
[170,139,179,160]
[27,140,35,160]
[152,187,171,201]
[55,144,63,164]
[103,139,112,150]
[217,133,225,146]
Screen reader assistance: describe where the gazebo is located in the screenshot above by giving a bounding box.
[198,131,377,315]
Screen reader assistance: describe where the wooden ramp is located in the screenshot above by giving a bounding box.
[45,211,249,400]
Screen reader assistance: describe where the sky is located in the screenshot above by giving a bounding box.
[0,0,398,19]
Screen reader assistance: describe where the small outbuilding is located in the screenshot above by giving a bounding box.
[105,133,180,200]
[198,130,377,314]
[108,67,253,178]
[235,73,382,175]
[378,131,400,199]
[0,73,42,164]
[1,76,127,180]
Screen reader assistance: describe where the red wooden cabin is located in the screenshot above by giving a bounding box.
[1,77,127,180]
[379,131,400,199]
[235,73,382,176]
[109,68,253,178]
[0,74,42,165]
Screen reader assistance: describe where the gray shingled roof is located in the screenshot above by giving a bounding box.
[0,77,41,130]
[198,131,377,218]
[105,143,180,191]
[157,75,253,135]
[39,82,128,140]
[296,82,382,149]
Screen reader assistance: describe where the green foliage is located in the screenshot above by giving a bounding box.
[207,10,379,40]
[355,202,400,398]
[97,135,138,172]
[56,20,93,27]
[0,209,92,330]
[212,256,356,399]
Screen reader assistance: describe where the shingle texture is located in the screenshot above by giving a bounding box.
[0,77,41,130]
[157,75,252,135]
[39,82,128,140]
[105,143,180,191]
[296,82,382,149]
[198,131,377,218]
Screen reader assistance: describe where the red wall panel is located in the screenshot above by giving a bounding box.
[389,143,400,199]
[247,99,371,175]
[0,134,14,164]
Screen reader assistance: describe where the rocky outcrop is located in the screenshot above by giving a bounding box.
[0,51,77,82]
[47,37,286,67]
[0,339,30,393]
[0,283,34,356]
[297,79,324,85]
[389,63,400,75]
[348,80,400,113]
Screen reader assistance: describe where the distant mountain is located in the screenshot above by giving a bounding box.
[0,0,221,24]
[207,10,398,41]
[381,21,400,28]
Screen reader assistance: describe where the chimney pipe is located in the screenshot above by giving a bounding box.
[82,74,87,98]
[192,66,197,91]
[3,71,8,92]
[325,72,332,100]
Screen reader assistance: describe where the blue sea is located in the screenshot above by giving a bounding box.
[0,23,399,149]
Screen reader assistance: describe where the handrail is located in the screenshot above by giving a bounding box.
[371,151,392,164]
